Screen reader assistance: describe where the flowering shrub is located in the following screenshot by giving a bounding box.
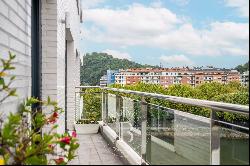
[0,52,79,165]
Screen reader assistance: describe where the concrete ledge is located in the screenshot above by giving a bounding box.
[102,125,119,144]
[116,140,142,165]
[99,122,145,165]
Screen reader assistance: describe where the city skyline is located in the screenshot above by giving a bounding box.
[81,0,249,68]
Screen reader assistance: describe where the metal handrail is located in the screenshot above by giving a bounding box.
[75,86,249,165]
[75,86,249,116]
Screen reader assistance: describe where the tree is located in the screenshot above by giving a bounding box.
[109,82,249,123]
[235,61,249,73]
[80,52,156,86]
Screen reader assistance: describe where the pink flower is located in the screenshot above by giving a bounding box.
[54,157,64,164]
[60,136,71,144]
[47,112,59,124]
[72,131,77,138]
[47,118,56,124]
[48,144,55,150]
[53,112,59,118]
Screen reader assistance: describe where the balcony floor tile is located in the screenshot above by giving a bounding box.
[68,133,125,165]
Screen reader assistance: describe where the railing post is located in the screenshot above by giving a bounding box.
[141,97,151,164]
[105,93,109,123]
[102,92,106,123]
[157,106,160,132]
[74,91,77,123]
[120,97,125,140]
[210,110,220,165]
[116,95,122,138]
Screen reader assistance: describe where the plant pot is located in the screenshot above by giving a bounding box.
[74,124,100,134]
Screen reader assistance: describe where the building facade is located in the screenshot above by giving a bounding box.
[107,69,118,85]
[114,68,241,87]
[0,0,82,133]
[241,71,249,86]
[100,75,108,87]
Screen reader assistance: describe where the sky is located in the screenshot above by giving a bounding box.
[80,0,249,68]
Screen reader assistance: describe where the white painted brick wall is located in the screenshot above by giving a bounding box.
[64,0,81,131]
[0,0,32,115]
[41,0,81,133]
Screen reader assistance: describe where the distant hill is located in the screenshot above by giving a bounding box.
[235,61,249,73]
[80,52,156,85]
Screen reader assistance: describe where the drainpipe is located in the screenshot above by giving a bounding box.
[31,0,42,132]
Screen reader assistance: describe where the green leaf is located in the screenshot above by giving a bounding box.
[9,89,17,96]
[33,112,46,129]
[32,134,42,143]
[47,96,51,104]
[9,52,16,60]
[2,114,21,145]
[0,59,5,66]
[25,155,47,165]
[26,97,40,106]
[0,77,4,85]
[52,124,59,129]
[10,76,16,81]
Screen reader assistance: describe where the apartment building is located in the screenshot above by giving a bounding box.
[113,68,241,87]
[115,72,128,85]
[241,71,249,86]
[100,75,108,87]
[99,70,119,87]
[0,0,82,133]
[107,69,118,85]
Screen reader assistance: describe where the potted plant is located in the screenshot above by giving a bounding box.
[74,112,100,134]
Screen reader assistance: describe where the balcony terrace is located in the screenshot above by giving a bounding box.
[73,86,249,165]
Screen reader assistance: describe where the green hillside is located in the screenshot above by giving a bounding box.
[235,61,249,73]
[80,52,155,85]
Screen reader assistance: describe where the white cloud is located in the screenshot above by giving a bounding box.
[224,0,249,18]
[160,55,194,67]
[154,22,249,56]
[83,4,181,44]
[84,3,249,57]
[85,4,180,34]
[82,0,106,9]
[102,49,132,60]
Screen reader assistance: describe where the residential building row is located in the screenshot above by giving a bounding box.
[100,68,247,87]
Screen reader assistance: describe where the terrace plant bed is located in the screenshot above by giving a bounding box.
[75,119,100,134]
